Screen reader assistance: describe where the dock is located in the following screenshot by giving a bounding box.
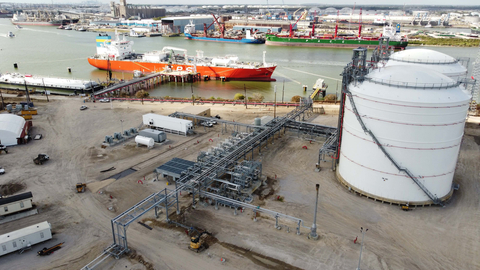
[94,71,201,97]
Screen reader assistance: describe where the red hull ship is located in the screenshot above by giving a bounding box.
[88,34,276,81]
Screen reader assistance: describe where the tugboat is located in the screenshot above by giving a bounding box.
[129,29,145,38]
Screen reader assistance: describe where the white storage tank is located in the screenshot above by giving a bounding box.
[385,49,467,79]
[338,65,471,205]
[135,135,154,148]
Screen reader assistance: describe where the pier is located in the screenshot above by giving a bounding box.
[93,71,201,97]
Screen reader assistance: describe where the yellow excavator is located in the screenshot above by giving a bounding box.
[76,183,86,193]
[188,231,212,253]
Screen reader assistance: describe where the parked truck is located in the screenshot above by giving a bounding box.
[142,113,193,136]
[33,154,49,165]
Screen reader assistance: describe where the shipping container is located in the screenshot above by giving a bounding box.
[142,113,193,136]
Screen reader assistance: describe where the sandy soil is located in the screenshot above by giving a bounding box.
[0,94,479,270]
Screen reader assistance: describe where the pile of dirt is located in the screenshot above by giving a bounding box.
[128,249,154,270]
[86,178,116,193]
[220,242,303,270]
[0,182,26,196]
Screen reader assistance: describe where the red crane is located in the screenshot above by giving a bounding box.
[358,8,363,38]
[203,14,222,38]
[211,13,225,39]
[334,10,339,38]
[289,12,304,37]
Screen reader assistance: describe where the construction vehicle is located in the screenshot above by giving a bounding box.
[37,242,64,256]
[76,183,86,193]
[0,144,7,154]
[33,154,49,165]
[188,231,212,253]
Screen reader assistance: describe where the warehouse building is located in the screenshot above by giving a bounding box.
[0,114,31,146]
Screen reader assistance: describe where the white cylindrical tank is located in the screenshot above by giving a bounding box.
[338,66,471,205]
[385,49,467,79]
[135,135,154,148]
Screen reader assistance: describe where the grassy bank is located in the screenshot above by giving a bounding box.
[409,35,480,47]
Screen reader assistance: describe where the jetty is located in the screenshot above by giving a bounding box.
[93,71,201,97]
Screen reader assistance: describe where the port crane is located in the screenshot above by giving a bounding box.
[203,14,224,38]
[289,9,307,37]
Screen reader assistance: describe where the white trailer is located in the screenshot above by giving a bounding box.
[0,221,52,256]
[142,113,193,136]
[0,191,34,216]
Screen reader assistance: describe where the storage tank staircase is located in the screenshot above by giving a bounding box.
[344,88,443,206]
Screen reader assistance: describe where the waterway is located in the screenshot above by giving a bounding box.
[0,18,477,101]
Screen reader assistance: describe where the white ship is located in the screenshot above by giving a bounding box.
[0,73,102,93]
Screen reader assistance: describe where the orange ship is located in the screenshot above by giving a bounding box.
[88,34,277,81]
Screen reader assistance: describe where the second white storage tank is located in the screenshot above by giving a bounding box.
[135,135,154,148]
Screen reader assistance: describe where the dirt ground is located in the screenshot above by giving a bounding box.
[0,93,479,270]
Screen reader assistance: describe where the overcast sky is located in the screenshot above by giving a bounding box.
[11,1,480,6]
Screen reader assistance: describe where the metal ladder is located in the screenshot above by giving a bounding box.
[344,89,443,206]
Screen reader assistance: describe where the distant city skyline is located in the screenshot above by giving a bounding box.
[6,0,480,6]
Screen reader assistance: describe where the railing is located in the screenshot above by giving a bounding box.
[365,77,460,89]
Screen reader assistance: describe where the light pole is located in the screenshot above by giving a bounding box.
[308,184,320,240]
[120,119,124,134]
[357,227,369,270]
[274,85,277,118]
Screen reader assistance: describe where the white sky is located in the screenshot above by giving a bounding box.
[9,1,480,6]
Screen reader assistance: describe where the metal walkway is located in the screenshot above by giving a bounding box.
[93,72,161,96]
[82,99,314,269]
[285,121,336,138]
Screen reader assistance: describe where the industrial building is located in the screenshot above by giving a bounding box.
[138,129,166,143]
[160,15,214,34]
[110,0,165,19]
[0,114,31,146]
[0,221,52,256]
[0,192,33,216]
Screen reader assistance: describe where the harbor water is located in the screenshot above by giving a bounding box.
[0,18,478,101]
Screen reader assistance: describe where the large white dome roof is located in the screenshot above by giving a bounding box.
[356,66,470,105]
[389,48,457,63]
[385,49,467,78]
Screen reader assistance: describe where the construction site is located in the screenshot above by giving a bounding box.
[1,42,480,270]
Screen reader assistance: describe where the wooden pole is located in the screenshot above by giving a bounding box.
[244,84,247,109]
